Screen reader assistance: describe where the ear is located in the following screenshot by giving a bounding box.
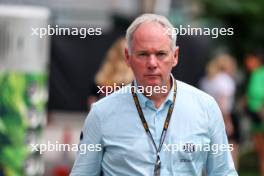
[124,48,131,67]
[172,47,179,67]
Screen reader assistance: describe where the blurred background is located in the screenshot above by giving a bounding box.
[0,0,264,175]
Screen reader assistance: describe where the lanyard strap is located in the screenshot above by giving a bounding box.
[131,79,177,175]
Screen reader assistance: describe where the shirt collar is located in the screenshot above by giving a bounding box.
[133,74,175,109]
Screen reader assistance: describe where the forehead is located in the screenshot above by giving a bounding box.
[131,22,171,51]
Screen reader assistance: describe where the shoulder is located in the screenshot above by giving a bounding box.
[91,84,133,114]
[176,80,222,130]
[215,73,234,85]
[176,80,218,113]
[177,80,214,101]
[252,66,264,78]
[87,84,135,130]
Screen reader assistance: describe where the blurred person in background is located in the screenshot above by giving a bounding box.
[200,53,240,168]
[237,50,263,113]
[245,50,264,176]
[87,37,134,109]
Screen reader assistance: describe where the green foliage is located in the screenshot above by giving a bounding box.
[0,72,47,176]
[0,73,28,176]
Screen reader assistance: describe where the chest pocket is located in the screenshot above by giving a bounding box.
[163,135,209,174]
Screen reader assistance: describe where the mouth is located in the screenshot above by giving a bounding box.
[144,74,160,77]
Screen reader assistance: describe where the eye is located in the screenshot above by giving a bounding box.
[139,53,147,56]
[137,52,148,58]
[156,52,168,59]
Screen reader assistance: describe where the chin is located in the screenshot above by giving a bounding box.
[145,80,161,87]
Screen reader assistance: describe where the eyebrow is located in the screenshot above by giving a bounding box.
[135,50,169,54]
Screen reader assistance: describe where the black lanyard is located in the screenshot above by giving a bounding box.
[131,79,177,176]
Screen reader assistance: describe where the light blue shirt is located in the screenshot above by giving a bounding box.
[70,76,238,176]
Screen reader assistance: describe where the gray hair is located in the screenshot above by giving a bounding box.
[126,13,177,54]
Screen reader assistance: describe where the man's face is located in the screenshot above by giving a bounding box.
[125,22,179,88]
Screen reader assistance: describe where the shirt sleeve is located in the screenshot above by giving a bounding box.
[206,98,238,176]
[70,104,103,176]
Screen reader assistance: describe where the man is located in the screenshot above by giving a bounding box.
[70,13,238,176]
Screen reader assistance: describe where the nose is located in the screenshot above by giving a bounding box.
[146,54,158,70]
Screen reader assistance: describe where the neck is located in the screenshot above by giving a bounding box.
[144,79,171,108]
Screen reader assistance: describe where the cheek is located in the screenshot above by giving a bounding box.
[130,60,145,73]
[161,60,174,70]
